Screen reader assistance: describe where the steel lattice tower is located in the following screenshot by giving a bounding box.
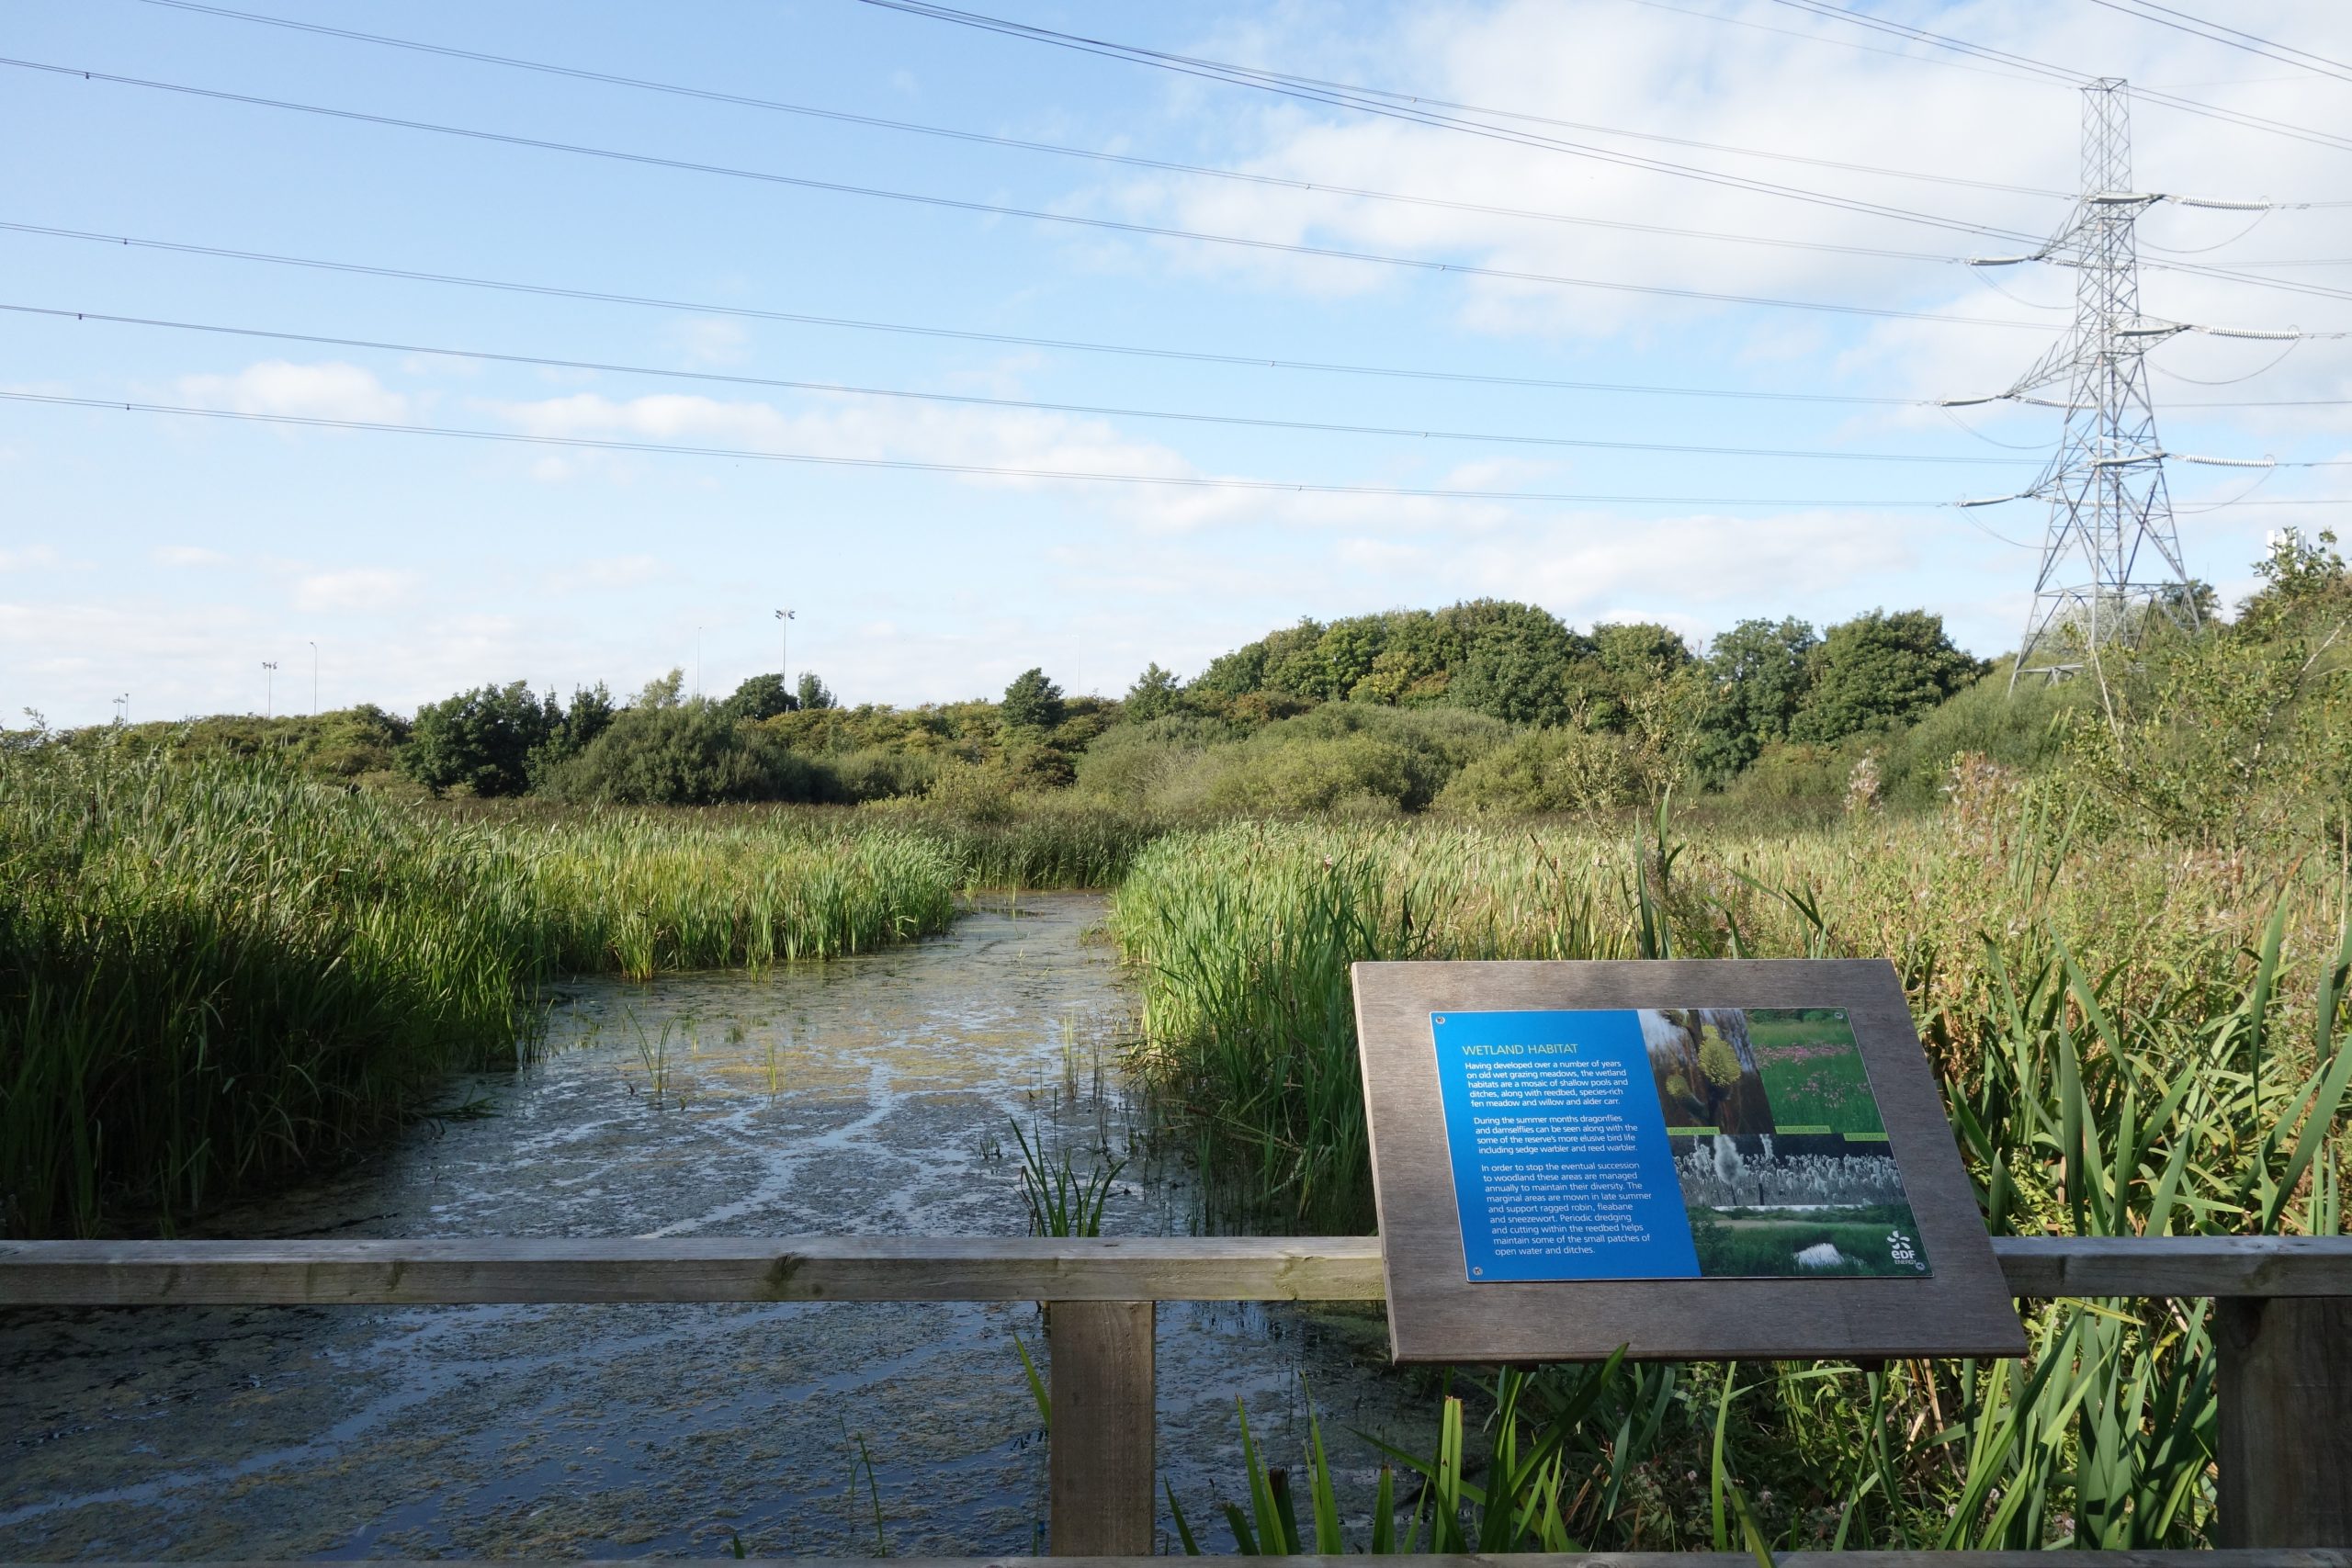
[2006,79,2198,687]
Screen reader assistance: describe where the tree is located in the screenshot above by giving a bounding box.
[527,682,618,784]
[1788,610,1986,744]
[1123,662,1182,721]
[1446,602,1593,728]
[1592,621,1693,682]
[635,669,685,709]
[1694,616,1820,782]
[400,681,558,796]
[1001,666,1067,730]
[796,671,837,711]
[723,672,798,721]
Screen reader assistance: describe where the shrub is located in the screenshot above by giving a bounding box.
[538,700,826,805]
[1436,728,1642,815]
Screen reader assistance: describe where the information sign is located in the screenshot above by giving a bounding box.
[1354,960,2024,1362]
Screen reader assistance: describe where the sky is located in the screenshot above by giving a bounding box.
[5,0,2349,727]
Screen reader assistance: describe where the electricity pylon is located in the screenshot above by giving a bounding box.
[1979,80,2199,688]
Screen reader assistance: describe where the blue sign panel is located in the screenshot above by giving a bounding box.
[1430,1007,1933,1282]
[1430,1009,1697,1281]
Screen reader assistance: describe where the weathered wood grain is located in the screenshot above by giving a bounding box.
[2217,1295,2352,1548]
[1046,1302,1155,1556]
[4,1235,2351,1307]
[0,1235,1386,1306]
[1352,960,2029,1362]
[1997,1235,2352,1300]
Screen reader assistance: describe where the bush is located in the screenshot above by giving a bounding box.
[1436,728,1642,814]
[1088,705,1508,815]
[538,700,827,805]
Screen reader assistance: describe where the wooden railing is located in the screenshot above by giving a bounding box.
[4,1235,2349,1556]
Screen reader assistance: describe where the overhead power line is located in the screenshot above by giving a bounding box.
[843,5,2052,245]
[1763,0,2352,153]
[0,57,2059,330]
[132,0,2078,203]
[834,7,2352,308]
[7,220,2341,411]
[2077,0,2352,88]
[11,389,2338,516]
[0,302,2040,466]
[0,391,1965,509]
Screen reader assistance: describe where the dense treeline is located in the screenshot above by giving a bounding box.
[28,531,2347,840]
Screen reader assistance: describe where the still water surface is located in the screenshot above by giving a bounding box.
[1,894,1421,1558]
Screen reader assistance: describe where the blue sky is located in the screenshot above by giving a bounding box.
[5,0,2348,726]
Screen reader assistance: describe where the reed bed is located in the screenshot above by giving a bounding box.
[0,748,961,1236]
[1115,793,2352,1549]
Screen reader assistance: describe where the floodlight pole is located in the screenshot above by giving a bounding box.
[775,607,794,697]
[262,660,278,719]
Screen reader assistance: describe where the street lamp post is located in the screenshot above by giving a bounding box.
[262,660,278,719]
[775,607,794,701]
[114,693,129,727]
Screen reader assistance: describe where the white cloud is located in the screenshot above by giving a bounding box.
[0,546,60,571]
[1071,0,2352,396]
[177,361,411,423]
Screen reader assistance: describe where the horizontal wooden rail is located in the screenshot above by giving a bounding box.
[3,1555,2338,1568]
[8,1236,2352,1551]
[1,1234,2349,1307]
[0,1233,2347,1308]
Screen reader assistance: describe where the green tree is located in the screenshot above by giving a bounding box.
[1592,621,1693,682]
[527,682,618,784]
[1788,609,1985,744]
[1123,662,1182,720]
[723,672,798,722]
[1001,667,1067,730]
[1446,602,1593,728]
[400,680,557,796]
[1192,638,1271,699]
[1694,616,1820,782]
[1313,615,1387,701]
[796,671,837,712]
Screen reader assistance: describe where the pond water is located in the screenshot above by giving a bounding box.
[0,895,1427,1559]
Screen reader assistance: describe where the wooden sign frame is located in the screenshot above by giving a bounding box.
[1352,958,2027,1363]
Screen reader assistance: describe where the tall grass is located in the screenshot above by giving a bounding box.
[0,747,962,1236]
[1115,784,2352,1549]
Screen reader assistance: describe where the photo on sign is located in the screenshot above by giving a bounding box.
[1643,1006,1930,1278]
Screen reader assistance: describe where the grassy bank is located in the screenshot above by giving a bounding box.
[1113,800,2350,1234]
[1115,795,2351,1549]
[0,748,969,1236]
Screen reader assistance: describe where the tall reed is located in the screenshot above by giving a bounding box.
[1116,786,2351,1549]
[0,747,960,1235]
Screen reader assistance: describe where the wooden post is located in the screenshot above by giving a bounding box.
[2217,1295,2352,1547]
[1046,1299,1155,1555]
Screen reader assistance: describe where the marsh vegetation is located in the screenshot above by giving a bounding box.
[3,529,2346,1549]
